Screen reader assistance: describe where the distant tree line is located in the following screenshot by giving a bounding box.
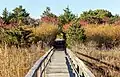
[0,5,120,47]
[80,9,120,24]
[1,6,120,27]
[0,5,39,28]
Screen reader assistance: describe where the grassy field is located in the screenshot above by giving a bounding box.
[84,24,120,40]
[71,24,120,77]
[0,23,57,77]
[0,44,44,77]
[83,24,120,48]
[71,43,120,77]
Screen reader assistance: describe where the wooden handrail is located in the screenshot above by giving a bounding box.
[25,47,94,77]
[66,48,95,77]
[25,47,54,77]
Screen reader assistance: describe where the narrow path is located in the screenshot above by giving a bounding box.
[46,49,75,77]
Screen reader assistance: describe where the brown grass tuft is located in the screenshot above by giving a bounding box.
[83,24,120,48]
[84,24,120,40]
[72,43,120,77]
[0,44,44,77]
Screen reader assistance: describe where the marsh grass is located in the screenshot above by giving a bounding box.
[71,43,120,77]
[83,24,120,48]
[0,44,44,77]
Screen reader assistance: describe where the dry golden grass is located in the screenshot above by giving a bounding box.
[0,44,44,77]
[84,24,120,40]
[72,24,120,77]
[32,23,58,36]
[71,42,120,77]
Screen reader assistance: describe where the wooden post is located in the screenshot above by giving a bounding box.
[33,72,37,77]
[44,61,46,77]
[76,65,79,73]
[37,67,41,77]
[41,40,44,49]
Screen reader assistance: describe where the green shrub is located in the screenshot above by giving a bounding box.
[66,23,86,46]
[0,27,34,46]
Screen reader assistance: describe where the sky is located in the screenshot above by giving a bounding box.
[0,0,120,19]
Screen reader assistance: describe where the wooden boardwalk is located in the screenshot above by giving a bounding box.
[25,48,95,77]
[46,49,75,77]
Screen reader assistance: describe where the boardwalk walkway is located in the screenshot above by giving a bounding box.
[46,49,75,77]
[25,39,95,77]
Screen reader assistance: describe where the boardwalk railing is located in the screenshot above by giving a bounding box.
[25,47,54,77]
[66,48,95,77]
[25,47,95,77]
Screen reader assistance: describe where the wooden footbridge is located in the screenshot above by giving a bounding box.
[25,39,95,77]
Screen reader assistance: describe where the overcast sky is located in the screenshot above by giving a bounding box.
[0,0,120,18]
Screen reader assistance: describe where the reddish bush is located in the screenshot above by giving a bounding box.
[63,22,73,31]
[63,20,88,31]
[114,19,120,26]
[41,16,59,25]
[79,20,88,26]
[3,23,18,29]
[0,18,18,29]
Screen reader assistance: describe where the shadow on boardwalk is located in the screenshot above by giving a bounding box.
[65,57,75,77]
